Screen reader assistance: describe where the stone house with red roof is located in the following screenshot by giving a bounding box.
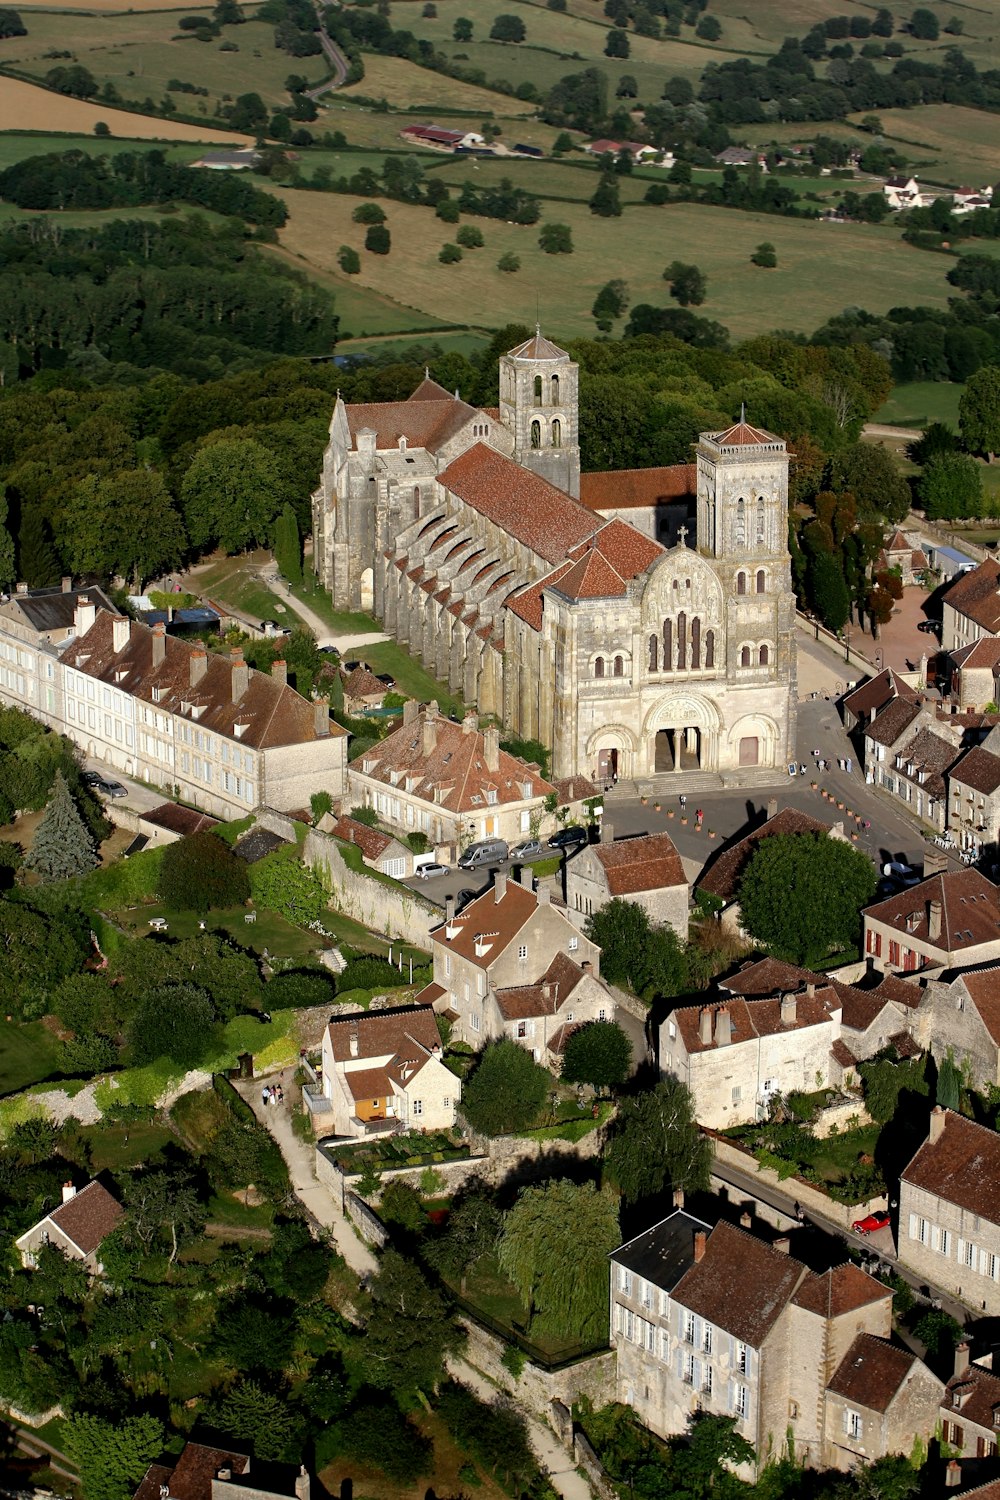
[347,703,554,856]
[565,824,688,939]
[877,529,928,584]
[841,667,920,736]
[948,728,1000,856]
[899,1108,1000,1314]
[339,663,391,716]
[941,1346,1000,1464]
[312,335,796,783]
[16,1180,124,1273]
[942,558,1000,654]
[949,637,1000,712]
[912,963,1000,1093]
[611,1215,941,1472]
[133,1442,310,1500]
[319,1003,458,1136]
[863,870,1000,976]
[325,813,413,880]
[696,803,848,932]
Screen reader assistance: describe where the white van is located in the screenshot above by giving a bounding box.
[458,838,509,869]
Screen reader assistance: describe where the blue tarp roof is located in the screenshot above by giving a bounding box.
[931,545,978,567]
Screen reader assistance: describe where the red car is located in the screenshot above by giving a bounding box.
[852,1211,890,1236]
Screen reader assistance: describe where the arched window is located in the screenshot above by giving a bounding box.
[705,630,715,669]
[662,618,672,671]
[413,486,420,518]
[759,643,769,666]
[740,645,751,668]
[736,498,746,547]
[530,419,541,449]
[690,617,701,670]
[757,498,766,545]
[648,634,658,672]
[677,611,687,671]
[756,569,766,595]
[551,373,560,404]
[594,656,605,678]
[533,374,542,403]
[737,571,747,596]
[613,655,624,677]
[551,418,562,448]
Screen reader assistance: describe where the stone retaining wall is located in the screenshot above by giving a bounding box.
[345,1190,388,1248]
[708,1132,886,1228]
[455,1318,617,1422]
[304,827,437,946]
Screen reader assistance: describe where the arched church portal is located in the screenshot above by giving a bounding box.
[643,697,719,776]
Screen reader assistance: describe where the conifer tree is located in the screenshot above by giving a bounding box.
[273,503,301,583]
[25,770,99,881]
[18,509,61,588]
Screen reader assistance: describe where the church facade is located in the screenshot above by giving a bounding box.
[312,332,796,782]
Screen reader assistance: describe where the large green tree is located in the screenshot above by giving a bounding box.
[585,899,687,999]
[663,260,707,307]
[918,452,983,519]
[360,1248,463,1395]
[24,770,98,881]
[460,1038,550,1135]
[828,441,911,522]
[960,364,1000,461]
[0,490,14,588]
[158,830,250,913]
[181,438,283,553]
[64,470,185,591]
[606,1078,710,1203]
[561,1019,632,1091]
[127,982,216,1068]
[497,1179,618,1341]
[738,831,878,965]
[62,1414,164,1500]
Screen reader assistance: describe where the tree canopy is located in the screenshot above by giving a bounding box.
[498,1179,619,1341]
[561,1020,632,1091]
[461,1039,550,1135]
[607,1079,710,1203]
[737,831,878,965]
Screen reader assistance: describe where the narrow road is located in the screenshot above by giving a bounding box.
[307,2,349,100]
[863,423,922,442]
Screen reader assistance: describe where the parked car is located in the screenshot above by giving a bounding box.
[415,862,450,880]
[510,838,542,859]
[917,619,940,634]
[458,838,509,870]
[81,770,103,787]
[456,888,479,909]
[95,778,128,799]
[851,1210,891,1236]
[548,825,588,850]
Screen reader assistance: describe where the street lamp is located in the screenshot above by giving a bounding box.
[844,624,851,666]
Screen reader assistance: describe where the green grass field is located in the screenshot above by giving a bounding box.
[0,1019,62,1098]
[846,104,1000,190]
[874,382,965,428]
[360,639,467,717]
[0,130,208,169]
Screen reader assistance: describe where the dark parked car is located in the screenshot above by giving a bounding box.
[81,770,103,786]
[548,825,588,851]
[95,778,128,799]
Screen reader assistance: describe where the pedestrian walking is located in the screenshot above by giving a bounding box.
[262,1086,270,1106]
[679,793,687,809]
[695,808,703,826]
[846,757,853,774]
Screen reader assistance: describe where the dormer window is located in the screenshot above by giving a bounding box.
[234,722,247,739]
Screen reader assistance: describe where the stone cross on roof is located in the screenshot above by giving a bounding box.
[678,524,689,547]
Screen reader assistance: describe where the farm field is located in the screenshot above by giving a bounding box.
[277,186,955,341]
[874,382,964,429]
[320,95,568,153]
[0,76,253,138]
[847,104,1000,190]
[338,52,535,114]
[0,129,209,168]
[263,241,460,336]
[0,11,326,119]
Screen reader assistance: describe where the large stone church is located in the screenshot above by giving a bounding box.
[312,331,797,783]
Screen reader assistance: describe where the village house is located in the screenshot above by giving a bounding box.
[0,579,119,733]
[662,978,843,1128]
[912,963,1000,1094]
[398,124,486,152]
[550,772,602,822]
[714,146,757,167]
[347,703,554,858]
[565,824,688,938]
[54,607,348,820]
[861,700,964,831]
[16,1180,124,1273]
[584,138,661,164]
[611,1216,939,1473]
[899,1107,1000,1315]
[696,804,847,931]
[863,870,1000,975]
[948,732,1000,855]
[883,174,922,209]
[942,558,1000,654]
[948,638,1000,712]
[325,812,413,880]
[319,1004,458,1137]
[841,667,919,737]
[418,869,605,1053]
[876,529,928,584]
[340,662,392,716]
[134,1443,311,1500]
[941,1344,1000,1462]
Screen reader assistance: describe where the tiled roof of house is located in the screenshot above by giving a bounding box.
[438,444,597,565]
[831,1038,858,1068]
[842,668,919,719]
[868,973,924,1008]
[345,391,478,453]
[40,1181,124,1256]
[507,330,567,361]
[553,549,626,601]
[893,726,959,799]
[827,1334,919,1413]
[791,1262,889,1320]
[329,814,394,862]
[326,1003,441,1068]
[943,1360,1000,1432]
[409,375,453,401]
[579,464,696,512]
[552,773,600,804]
[61,614,344,752]
[143,803,220,837]
[354,710,553,815]
[674,988,840,1057]
[698,809,834,900]
[506,563,572,630]
[341,665,387,701]
[958,1483,1000,1500]
[955,965,1000,1044]
[592,832,686,896]
[343,1065,394,1102]
[884,529,911,553]
[943,558,1000,632]
[611,1209,713,1289]
[672,1221,807,1346]
[1,583,119,636]
[952,745,1000,795]
[720,956,815,995]
[574,518,664,579]
[865,697,922,747]
[493,951,586,1021]
[951,637,1000,671]
[864,870,1000,955]
[902,1109,1000,1222]
[431,879,550,969]
[133,1446,249,1500]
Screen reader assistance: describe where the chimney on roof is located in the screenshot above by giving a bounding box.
[929,899,942,942]
[422,709,438,758]
[190,648,208,688]
[349,1021,359,1058]
[581,959,591,972]
[495,871,507,904]
[15,582,27,595]
[75,596,97,637]
[773,1235,790,1254]
[112,616,130,654]
[61,577,72,594]
[62,1182,76,1204]
[672,1187,685,1210]
[403,699,419,727]
[151,620,166,668]
[925,848,947,877]
[714,1007,732,1047]
[271,659,287,687]
[230,647,249,704]
[537,882,551,906]
[955,1341,971,1381]
[740,1209,753,1229]
[520,865,534,891]
[445,895,456,923]
[767,797,778,820]
[462,711,478,735]
[295,1468,311,1500]
[693,1229,707,1263]
[699,1007,712,1045]
[314,697,330,738]
[806,981,816,1000]
[601,819,614,845]
[484,724,500,773]
[217,1469,232,1484]
[780,993,797,1026]
[945,1460,962,1490]
[930,1104,947,1143]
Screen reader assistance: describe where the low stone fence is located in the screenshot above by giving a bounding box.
[574,1431,618,1500]
[454,1317,617,1423]
[707,1131,887,1230]
[345,1190,388,1248]
[812,1097,872,1140]
[304,827,437,946]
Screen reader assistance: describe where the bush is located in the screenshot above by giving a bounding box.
[497,251,520,272]
[436,199,461,223]
[439,242,463,264]
[159,831,250,913]
[127,981,216,1068]
[365,223,391,254]
[489,13,525,40]
[338,244,361,274]
[539,223,572,254]
[353,201,386,224]
[456,224,484,248]
[265,968,336,1010]
[248,846,327,925]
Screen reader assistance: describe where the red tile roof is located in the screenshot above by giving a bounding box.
[438,444,597,565]
[579,464,696,512]
[902,1109,1000,1222]
[952,746,1000,796]
[943,1360,1000,1432]
[842,668,919,719]
[580,518,664,579]
[44,1180,124,1256]
[329,814,394,861]
[345,393,478,453]
[674,989,840,1056]
[865,697,922,748]
[409,375,454,401]
[792,1262,889,1318]
[592,832,686,896]
[493,951,586,1020]
[943,558,1000,632]
[143,803,220,837]
[827,1334,919,1413]
[672,1221,807,1346]
[952,637,1000,671]
[552,774,601,804]
[431,879,542,969]
[134,1446,248,1500]
[553,549,626,601]
[865,870,1000,955]
[709,420,783,449]
[698,809,835,900]
[326,1004,441,1088]
[341,665,387,701]
[956,965,1000,1044]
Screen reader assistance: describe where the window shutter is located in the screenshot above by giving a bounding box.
[909,1213,919,1241]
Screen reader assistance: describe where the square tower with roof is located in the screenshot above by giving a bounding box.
[498,329,581,498]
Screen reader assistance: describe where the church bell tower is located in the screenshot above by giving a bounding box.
[498,328,580,497]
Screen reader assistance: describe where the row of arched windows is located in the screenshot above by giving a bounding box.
[735,497,767,548]
[471,423,490,438]
[740,644,770,667]
[594,654,626,678]
[530,418,561,449]
[533,374,560,404]
[649,615,715,673]
[737,570,767,596]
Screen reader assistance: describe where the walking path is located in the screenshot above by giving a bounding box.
[237,1077,594,1499]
